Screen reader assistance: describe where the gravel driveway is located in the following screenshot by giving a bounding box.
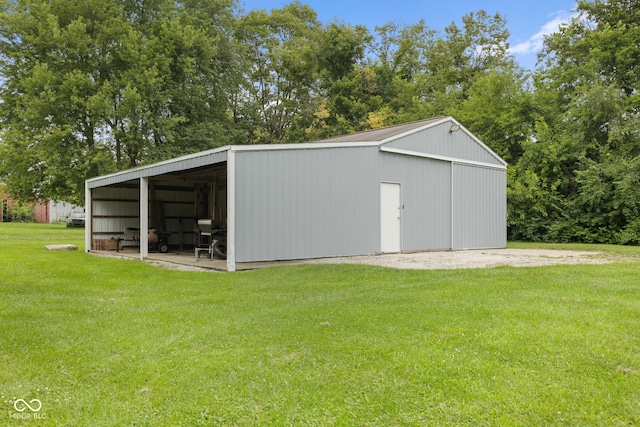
[111,248,618,272]
[305,248,612,270]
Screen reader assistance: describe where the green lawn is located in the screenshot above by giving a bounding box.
[1,223,639,426]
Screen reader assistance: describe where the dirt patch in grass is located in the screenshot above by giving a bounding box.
[305,248,620,270]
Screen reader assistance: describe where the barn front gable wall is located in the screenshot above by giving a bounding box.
[382,120,505,167]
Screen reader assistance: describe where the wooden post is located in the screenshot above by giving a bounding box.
[211,179,217,222]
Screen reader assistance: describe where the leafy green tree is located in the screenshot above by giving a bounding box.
[304,21,372,139]
[233,1,322,144]
[308,20,436,135]
[414,10,512,118]
[451,64,533,165]
[0,0,117,202]
[511,0,640,243]
[507,120,568,241]
[0,0,237,204]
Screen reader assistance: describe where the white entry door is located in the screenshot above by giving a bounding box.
[380,182,401,253]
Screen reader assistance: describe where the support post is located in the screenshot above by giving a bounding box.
[85,182,92,252]
[226,149,236,272]
[140,177,149,260]
[450,163,455,250]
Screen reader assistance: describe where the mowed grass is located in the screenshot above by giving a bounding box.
[1,223,640,426]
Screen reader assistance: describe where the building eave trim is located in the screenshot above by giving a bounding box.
[380,146,507,170]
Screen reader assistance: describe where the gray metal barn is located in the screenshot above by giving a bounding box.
[85,116,507,271]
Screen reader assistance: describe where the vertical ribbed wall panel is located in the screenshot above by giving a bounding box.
[92,185,140,239]
[452,164,507,249]
[384,120,503,166]
[234,147,379,262]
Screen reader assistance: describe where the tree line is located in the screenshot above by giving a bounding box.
[1,0,638,243]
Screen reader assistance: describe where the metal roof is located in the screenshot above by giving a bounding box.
[313,117,446,143]
[86,116,505,189]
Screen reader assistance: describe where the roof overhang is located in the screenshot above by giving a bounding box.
[86,146,231,189]
[85,141,381,189]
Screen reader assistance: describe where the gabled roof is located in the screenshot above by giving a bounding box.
[87,116,505,189]
[313,117,446,143]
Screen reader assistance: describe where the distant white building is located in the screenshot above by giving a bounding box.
[48,201,85,223]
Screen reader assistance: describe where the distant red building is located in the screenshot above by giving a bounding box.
[1,193,36,222]
[1,193,82,223]
[34,202,50,223]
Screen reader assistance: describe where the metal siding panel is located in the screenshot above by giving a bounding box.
[91,187,140,240]
[379,152,452,251]
[385,121,502,166]
[234,147,379,262]
[452,164,506,249]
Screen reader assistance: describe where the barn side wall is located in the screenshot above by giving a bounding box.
[90,185,140,248]
[233,147,379,262]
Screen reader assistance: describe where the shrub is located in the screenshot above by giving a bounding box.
[8,203,34,222]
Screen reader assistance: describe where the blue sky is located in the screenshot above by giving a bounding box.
[239,0,579,70]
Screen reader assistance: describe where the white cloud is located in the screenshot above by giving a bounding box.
[510,11,575,56]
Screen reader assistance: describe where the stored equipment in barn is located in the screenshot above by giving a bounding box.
[195,219,227,261]
[116,227,170,253]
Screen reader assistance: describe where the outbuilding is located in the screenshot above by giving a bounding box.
[85,116,507,271]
